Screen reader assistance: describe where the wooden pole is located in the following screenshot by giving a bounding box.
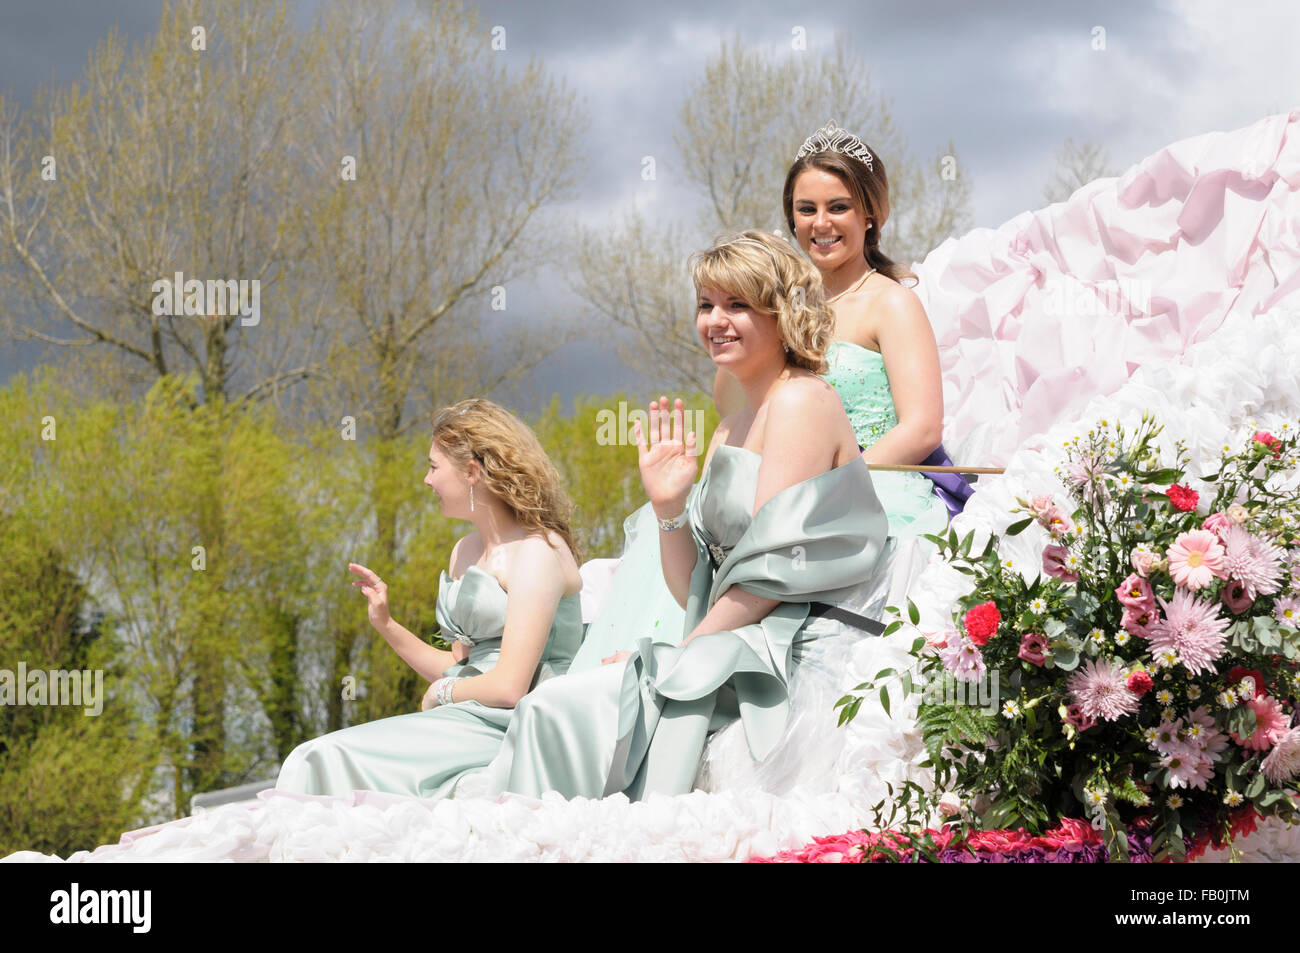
[866,464,1006,475]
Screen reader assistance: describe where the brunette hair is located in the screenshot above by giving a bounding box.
[782,148,917,286]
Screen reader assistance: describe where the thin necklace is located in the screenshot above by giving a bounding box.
[826,267,877,304]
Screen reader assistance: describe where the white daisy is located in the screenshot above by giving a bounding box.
[1223,791,1244,807]
[1114,631,1131,647]
[1029,598,1047,614]
[1156,689,1173,705]
[1187,684,1202,701]
[1002,700,1022,719]
[1167,793,1184,809]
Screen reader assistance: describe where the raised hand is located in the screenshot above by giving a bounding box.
[634,396,699,514]
[348,562,391,630]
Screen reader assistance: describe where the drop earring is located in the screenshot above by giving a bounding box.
[470,483,475,513]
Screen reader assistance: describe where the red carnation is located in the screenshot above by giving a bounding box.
[1166,484,1199,512]
[1126,671,1153,695]
[963,601,1002,645]
[1254,431,1282,457]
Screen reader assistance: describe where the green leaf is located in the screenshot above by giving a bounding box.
[910,637,926,654]
[1005,517,1033,537]
[1066,591,1100,621]
[836,697,862,727]
[907,598,920,625]
[1141,467,1182,485]
[1252,615,1283,649]
[1245,773,1266,799]
[880,685,891,717]
[1050,642,1080,671]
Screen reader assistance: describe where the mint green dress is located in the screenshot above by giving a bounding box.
[822,340,950,538]
[485,447,888,800]
[275,566,583,799]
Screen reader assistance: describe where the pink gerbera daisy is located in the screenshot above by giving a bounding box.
[1229,694,1291,750]
[1165,530,1226,590]
[1147,589,1230,675]
[1261,727,1300,784]
[1220,525,1284,599]
[1067,657,1140,722]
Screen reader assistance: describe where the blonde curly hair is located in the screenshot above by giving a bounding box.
[430,399,581,562]
[689,229,835,374]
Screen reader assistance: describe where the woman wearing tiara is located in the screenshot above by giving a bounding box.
[275,399,585,799]
[484,230,888,800]
[719,120,968,539]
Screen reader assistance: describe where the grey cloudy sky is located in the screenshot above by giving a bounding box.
[2,0,1297,404]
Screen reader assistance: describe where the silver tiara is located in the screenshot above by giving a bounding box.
[795,120,873,170]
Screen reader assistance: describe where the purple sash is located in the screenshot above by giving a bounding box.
[918,443,974,520]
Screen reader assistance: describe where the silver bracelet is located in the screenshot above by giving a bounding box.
[436,676,461,706]
[657,510,688,532]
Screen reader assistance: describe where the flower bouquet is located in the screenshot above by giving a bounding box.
[837,414,1300,861]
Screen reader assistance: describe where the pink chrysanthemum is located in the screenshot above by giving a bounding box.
[1166,530,1226,590]
[1220,525,1284,600]
[939,633,986,684]
[1063,454,1106,503]
[1161,742,1215,790]
[1067,657,1140,722]
[1261,727,1300,785]
[1147,589,1230,675]
[1229,694,1291,750]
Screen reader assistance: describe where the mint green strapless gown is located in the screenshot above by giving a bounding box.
[485,447,888,800]
[275,566,583,799]
[823,340,950,538]
[574,345,947,676]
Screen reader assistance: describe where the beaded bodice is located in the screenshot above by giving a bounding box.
[822,340,897,449]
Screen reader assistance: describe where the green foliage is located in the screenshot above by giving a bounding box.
[0,369,701,847]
